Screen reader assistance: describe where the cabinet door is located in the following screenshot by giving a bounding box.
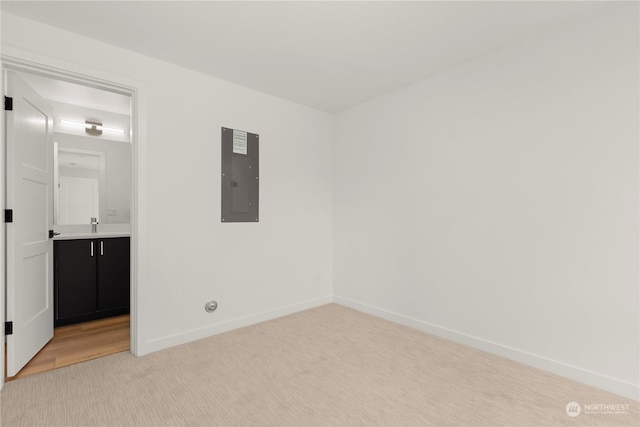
[97,237,130,311]
[55,240,98,319]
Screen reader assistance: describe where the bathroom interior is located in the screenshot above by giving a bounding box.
[5,70,133,380]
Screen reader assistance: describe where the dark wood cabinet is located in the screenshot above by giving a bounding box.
[56,239,98,320]
[98,238,130,311]
[55,237,130,326]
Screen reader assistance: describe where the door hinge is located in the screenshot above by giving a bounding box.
[5,321,13,336]
[4,209,13,223]
[4,96,13,111]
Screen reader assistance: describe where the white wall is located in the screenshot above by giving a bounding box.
[334,6,639,400]
[1,12,334,355]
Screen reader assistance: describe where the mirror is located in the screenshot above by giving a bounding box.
[54,132,131,225]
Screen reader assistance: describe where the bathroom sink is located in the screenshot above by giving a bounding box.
[53,231,131,240]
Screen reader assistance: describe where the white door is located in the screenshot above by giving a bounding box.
[5,70,55,377]
[58,176,99,225]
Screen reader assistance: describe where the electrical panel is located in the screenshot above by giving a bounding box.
[221,127,259,222]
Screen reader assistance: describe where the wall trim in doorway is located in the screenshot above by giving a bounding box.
[0,48,147,392]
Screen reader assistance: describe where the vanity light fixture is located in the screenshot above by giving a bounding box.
[59,119,125,135]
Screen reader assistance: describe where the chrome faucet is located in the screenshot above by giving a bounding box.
[91,217,98,233]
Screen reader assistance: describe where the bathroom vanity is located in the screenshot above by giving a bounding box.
[54,233,130,326]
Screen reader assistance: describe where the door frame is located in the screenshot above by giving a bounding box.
[1,51,146,387]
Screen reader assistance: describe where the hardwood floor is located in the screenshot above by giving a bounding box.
[5,315,130,381]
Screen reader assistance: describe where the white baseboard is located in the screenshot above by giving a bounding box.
[139,295,333,355]
[333,296,639,402]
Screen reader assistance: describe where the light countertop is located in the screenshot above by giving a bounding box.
[53,231,131,240]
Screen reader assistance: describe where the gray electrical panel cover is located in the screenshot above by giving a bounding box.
[221,127,259,222]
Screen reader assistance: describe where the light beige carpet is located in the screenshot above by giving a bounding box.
[1,304,638,426]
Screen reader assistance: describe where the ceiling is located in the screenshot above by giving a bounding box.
[18,72,131,115]
[1,1,617,112]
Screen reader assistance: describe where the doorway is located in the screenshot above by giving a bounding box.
[2,60,138,381]
[6,315,130,381]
